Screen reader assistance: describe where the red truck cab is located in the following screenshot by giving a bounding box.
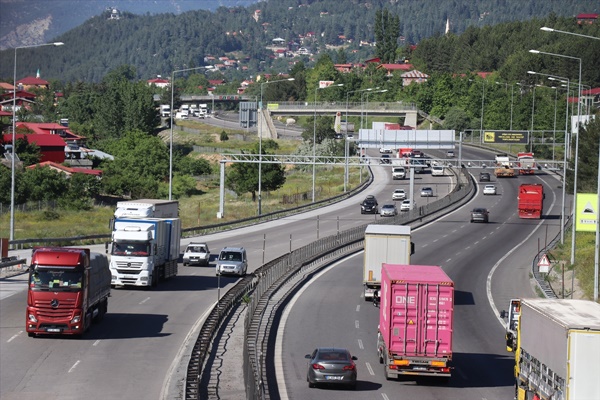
[26,247,110,337]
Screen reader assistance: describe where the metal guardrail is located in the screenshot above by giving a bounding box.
[183,167,475,400]
[0,258,27,277]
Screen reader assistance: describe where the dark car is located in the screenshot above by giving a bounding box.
[380,154,391,164]
[471,207,490,223]
[305,347,358,389]
[479,172,491,182]
[360,195,378,214]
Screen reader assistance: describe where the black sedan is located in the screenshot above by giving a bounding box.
[305,347,358,389]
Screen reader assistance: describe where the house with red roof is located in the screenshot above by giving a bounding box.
[15,122,85,145]
[0,89,37,112]
[147,76,170,88]
[26,161,102,178]
[377,63,415,76]
[401,70,430,86]
[2,133,67,163]
[16,76,51,91]
[577,13,598,24]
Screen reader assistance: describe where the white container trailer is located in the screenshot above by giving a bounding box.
[114,199,179,219]
[362,224,413,300]
[517,299,600,400]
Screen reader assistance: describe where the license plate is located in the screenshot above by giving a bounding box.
[325,376,343,380]
[47,328,61,332]
[413,366,427,371]
[124,275,137,279]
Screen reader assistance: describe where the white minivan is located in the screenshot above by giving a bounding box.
[431,165,445,176]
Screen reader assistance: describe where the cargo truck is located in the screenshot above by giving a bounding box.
[517,184,544,219]
[517,152,536,175]
[363,225,413,301]
[377,264,454,381]
[494,155,515,177]
[26,247,111,337]
[505,299,600,400]
[109,200,181,288]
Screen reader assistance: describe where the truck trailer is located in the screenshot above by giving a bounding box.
[508,299,600,400]
[363,225,413,301]
[494,155,515,177]
[377,264,454,381]
[26,247,111,337]
[518,184,544,219]
[114,199,179,218]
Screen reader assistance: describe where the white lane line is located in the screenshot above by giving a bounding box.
[486,175,557,328]
[355,320,359,329]
[356,305,360,312]
[366,362,375,375]
[139,297,151,305]
[382,393,391,400]
[93,340,101,346]
[7,332,22,342]
[445,258,452,263]
[358,339,364,350]
[68,360,81,373]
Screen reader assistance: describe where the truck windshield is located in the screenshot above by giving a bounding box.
[30,268,83,291]
[112,242,150,256]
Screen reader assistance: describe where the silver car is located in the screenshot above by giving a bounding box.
[306,347,358,389]
[215,247,248,276]
[420,187,434,197]
[380,203,398,217]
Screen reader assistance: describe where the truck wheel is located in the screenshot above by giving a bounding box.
[28,332,36,338]
[183,262,188,266]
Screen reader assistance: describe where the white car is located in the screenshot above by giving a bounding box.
[379,147,393,154]
[392,189,406,201]
[483,185,497,195]
[400,199,414,212]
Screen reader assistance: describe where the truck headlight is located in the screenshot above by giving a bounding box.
[28,314,38,323]
[71,315,81,323]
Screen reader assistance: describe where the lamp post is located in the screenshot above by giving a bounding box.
[312,83,343,203]
[345,88,378,192]
[529,49,582,267]
[541,26,599,301]
[169,66,209,200]
[495,82,514,130]
[258,77,294,215]
[10,41,64,244]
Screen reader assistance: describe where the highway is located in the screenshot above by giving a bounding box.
[273,153,563,399]
[0,150,458,399]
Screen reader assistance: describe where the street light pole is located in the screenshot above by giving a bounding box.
[258,77,294,215]
[10,41,64,244]
[312,83,343,203]
[169,66,209,200]
[542,26,600,301]
[529,49,582,266]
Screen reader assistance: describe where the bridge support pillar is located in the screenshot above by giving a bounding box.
[405,110,418,128]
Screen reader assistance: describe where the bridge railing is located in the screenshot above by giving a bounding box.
[267,101,418,111]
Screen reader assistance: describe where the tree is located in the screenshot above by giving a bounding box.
[13,136,41,166]
[443,107,472,131]
[225,140,285,201]
[374,8,400,63]
[20,165,69,202]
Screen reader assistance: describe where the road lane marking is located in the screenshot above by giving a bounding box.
[139,297,151,304]
[93,340,101,346]
[68,360,81,373]
[366,362,375,375]
[358,339,364,350]
[7,332,22,342]
[355,320,359,329]
[356,305,360,312]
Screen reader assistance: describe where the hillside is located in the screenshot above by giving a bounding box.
[0,0,598,83]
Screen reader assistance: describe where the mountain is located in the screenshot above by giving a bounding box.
[0,0,258,50]
[0,0,598,83]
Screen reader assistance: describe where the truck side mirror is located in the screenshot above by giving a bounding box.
[500,310,507,319]
[105,242,109,254]
[410,242,415,255]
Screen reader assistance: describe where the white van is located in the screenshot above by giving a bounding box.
[431,165,445,176]
[392,166,406,180]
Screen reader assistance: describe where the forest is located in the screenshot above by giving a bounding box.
[0,0,598,82]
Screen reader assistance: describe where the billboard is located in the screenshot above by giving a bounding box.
[483,130,528,144]
[319,80,335,88]
[575,193,598,232]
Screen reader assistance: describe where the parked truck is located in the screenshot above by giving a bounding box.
[494,155,515,177]
[505,299,600,400]
[363,225,413,301]
[26,247,111,337]
[517,183,544,219]
[109,200,181,288]
[377,264,454,381]
[159,104,171,118]
[517,152,536,175]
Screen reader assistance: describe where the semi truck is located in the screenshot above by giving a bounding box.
[114,199,179,218]
[26,247,111,337]
[377,264,454,381]
[494,155,515,177]
[109,200,181,288]
[518,184,544,219]
[363,225,413,301]
[517,152,536,175]
[505,299,600,400]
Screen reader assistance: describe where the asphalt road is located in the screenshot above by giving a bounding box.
[0,151,458,400]
[274,157,564,399]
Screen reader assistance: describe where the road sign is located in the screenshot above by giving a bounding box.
[538,253,551,273]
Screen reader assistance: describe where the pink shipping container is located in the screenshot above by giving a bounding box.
[377,264,454,380]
